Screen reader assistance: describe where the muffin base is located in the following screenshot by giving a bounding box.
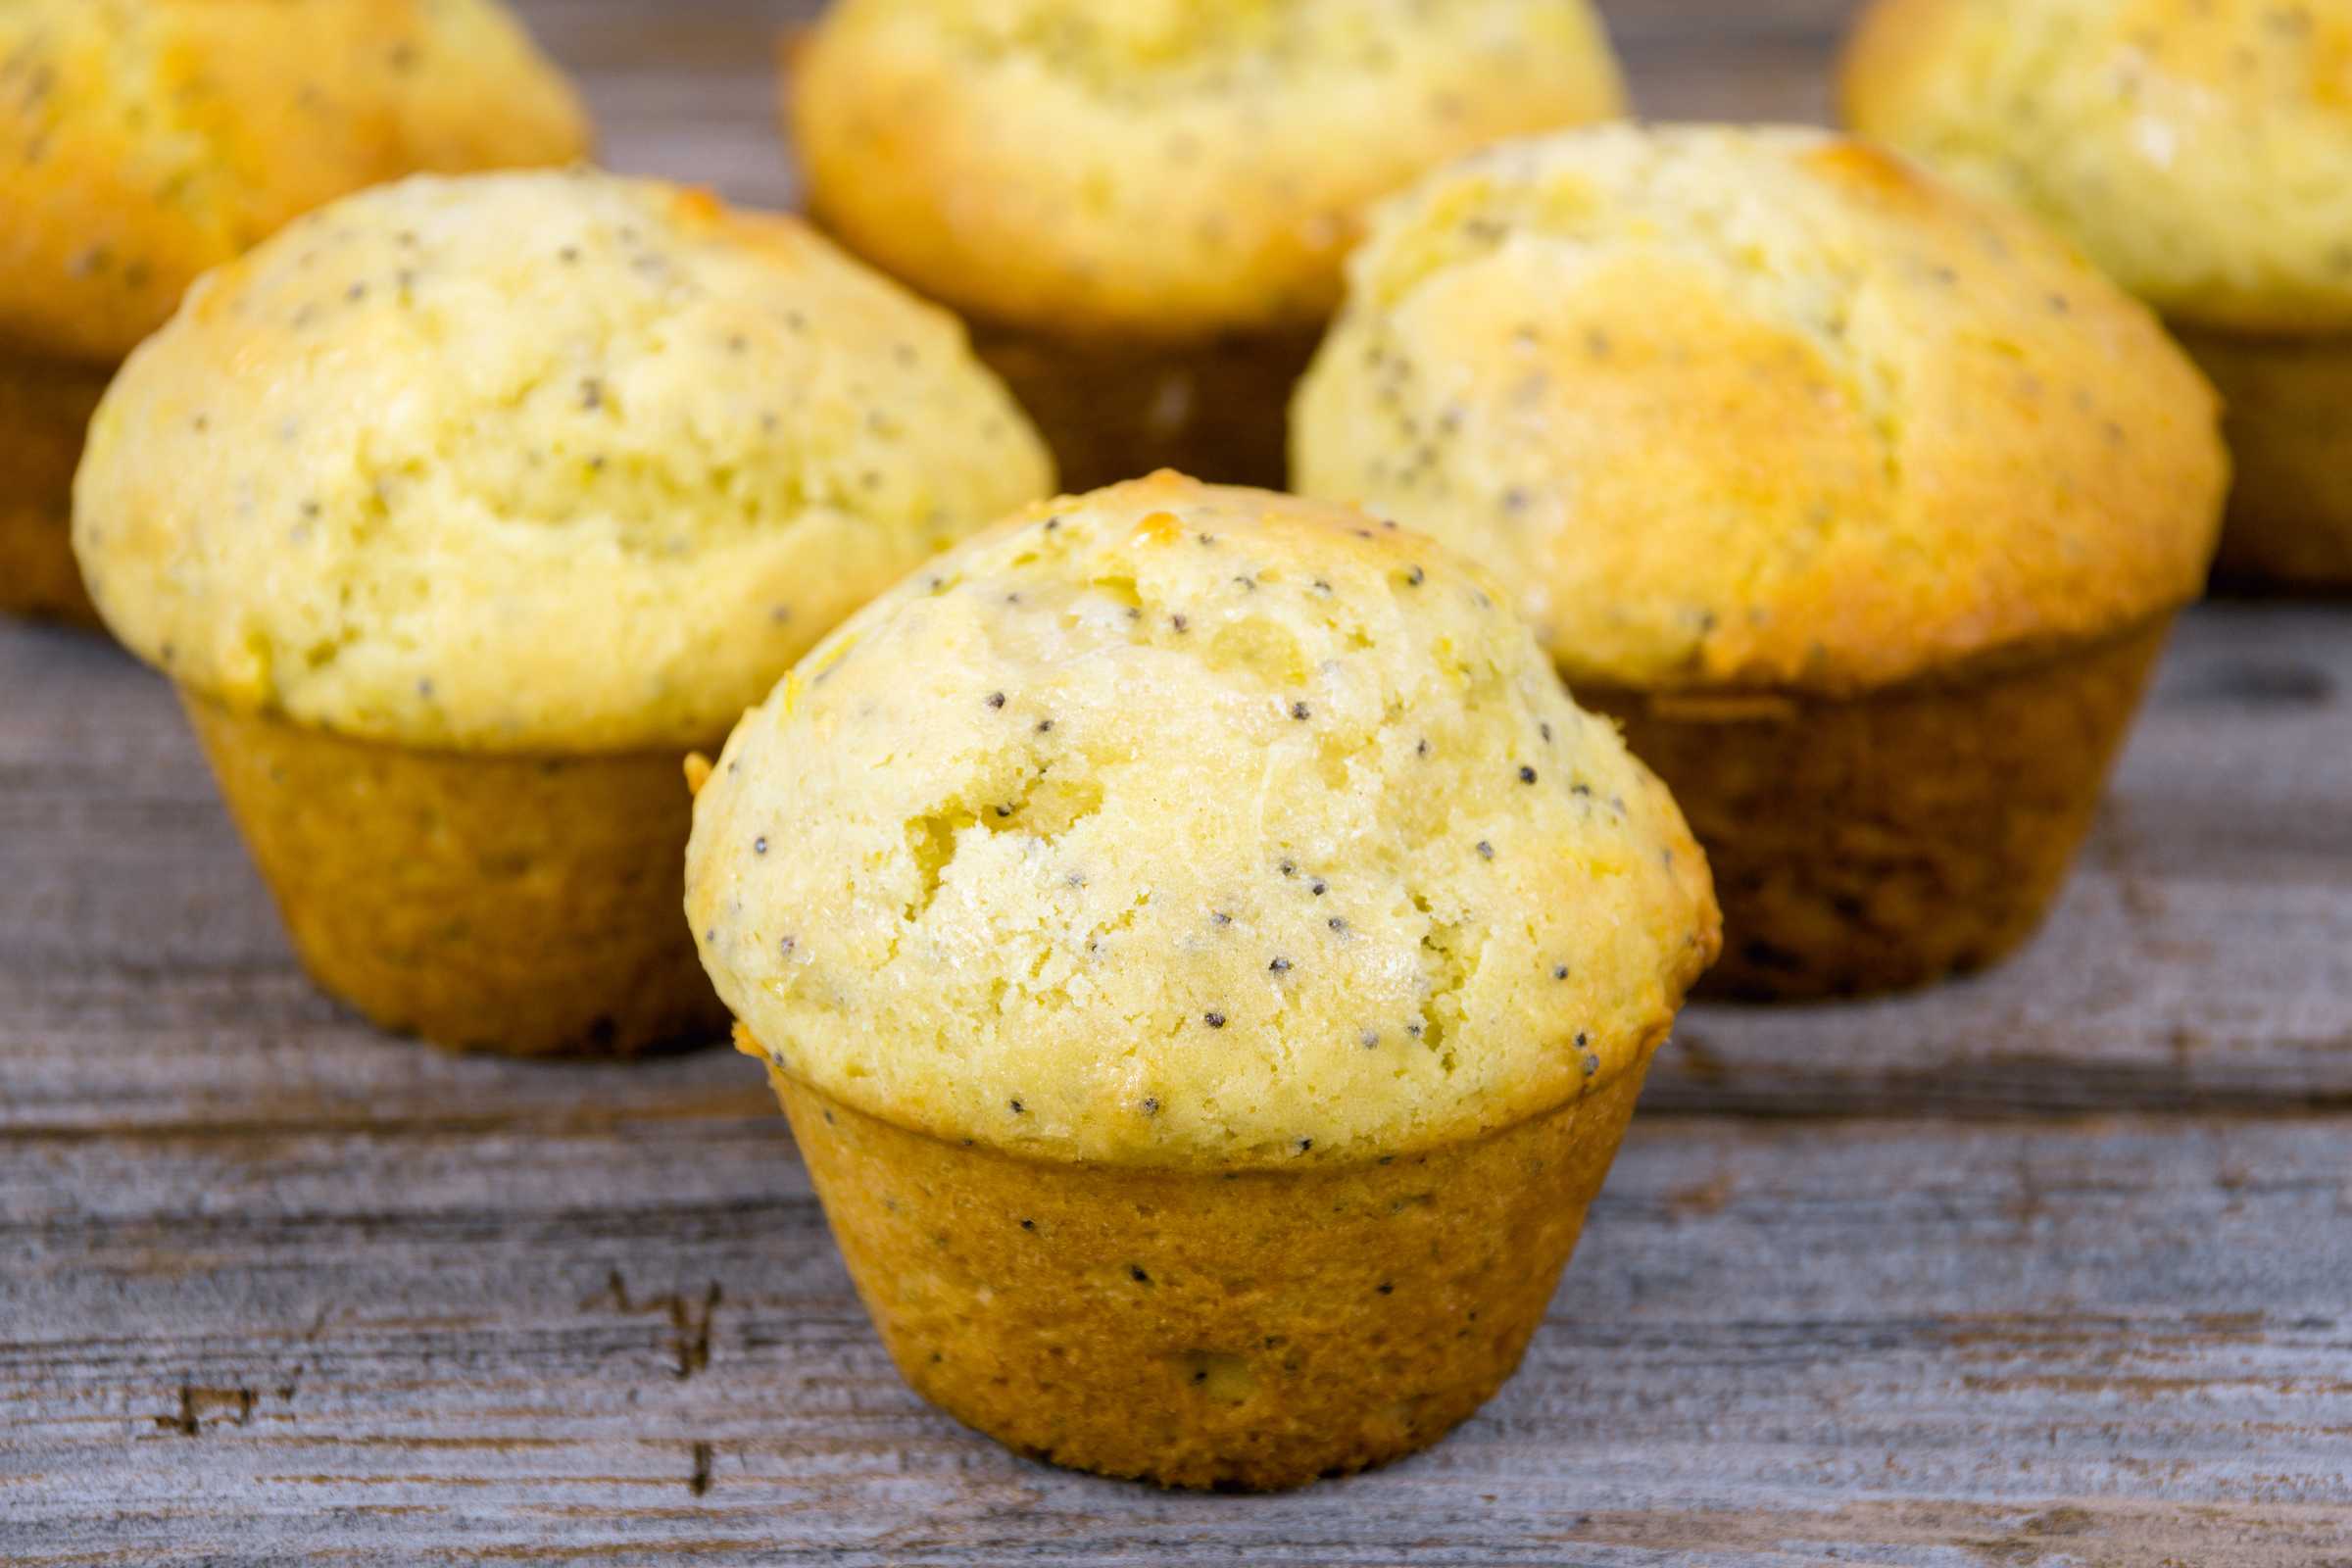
[1579,618,2173,1002]
[2175,326,2352,593]
[966,318,1320,494]
[183,692,729,1056]
[0,353,114,627]
[766,1042,1651,1492]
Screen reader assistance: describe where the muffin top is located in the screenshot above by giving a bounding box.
[1843,0,2352,333]
[1291,123,2226,697]
[790,0,1625,340]
[688,474,1719,1168]
[0,0,590,365]
[74,170,1054,753]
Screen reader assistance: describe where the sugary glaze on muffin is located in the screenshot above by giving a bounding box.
[790,0,1625,339]
[689,474,1719,1167]
[1291,123,2226,697]
[74,170,1054,752]
[1843,0,2352,333]
[0,0,589,363]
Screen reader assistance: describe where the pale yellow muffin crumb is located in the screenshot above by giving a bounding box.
[790,0,1626,339]
[74,169,1054,751]
[0,0,592,363]
[1292,123,2226,696]
[688,473,1717,1166]
[1842,0,2352,334]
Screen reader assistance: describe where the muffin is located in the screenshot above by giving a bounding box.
[74,169,1054,1055]
[0,0,591,626]
[787,0,1626,492]
[1292,124,2227,1000]
[1841,0,2352,590]
[686,473,1719,1489]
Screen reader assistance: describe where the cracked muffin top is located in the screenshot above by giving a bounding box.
[687,473,1719,1168]
[789,0,1625,339]
[1290,123,2228,697]
[73,168,1054,753]
[1842,0,2352,333]
[0,0,590,365]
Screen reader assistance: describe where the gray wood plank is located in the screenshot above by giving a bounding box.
[5,1111,2347,1563]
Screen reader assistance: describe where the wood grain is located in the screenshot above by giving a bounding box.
[9,1105,2350,1564]
[7,608,2351,1563]
[10,1,2352,1561]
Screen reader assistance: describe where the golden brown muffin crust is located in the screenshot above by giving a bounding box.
[1292,124,2228,695]
[74,170,1054,752]
[1842,0,2352,333]
[0,0,590,363]
[789,0,1625,339]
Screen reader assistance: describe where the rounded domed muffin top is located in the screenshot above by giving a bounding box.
[1843,0,2352,333]
[688,474,1719,1168]
[0,0,590,364]
[790,0,1625,339]
[74,169,1054,752]
[1291,123,2227,697]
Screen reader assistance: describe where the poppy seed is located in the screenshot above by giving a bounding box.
[1292,702,1310,719]
[1476,841,1493,859]
[754,837,768,854]
[1204,1012,1226,1029]
[1519,765,1538,784]
[1269,957,1292,974]
[988,692,1005,708]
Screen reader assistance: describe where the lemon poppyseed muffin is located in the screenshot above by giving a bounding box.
[789,0,1627,489]
[1293,124,2226,997]
[688,473,1717,1486]
[74,168,1054,1054]
[0,0,590,623]
[1843,0,2352,588]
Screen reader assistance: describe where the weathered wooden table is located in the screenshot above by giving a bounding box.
[8,3,2349,1562]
